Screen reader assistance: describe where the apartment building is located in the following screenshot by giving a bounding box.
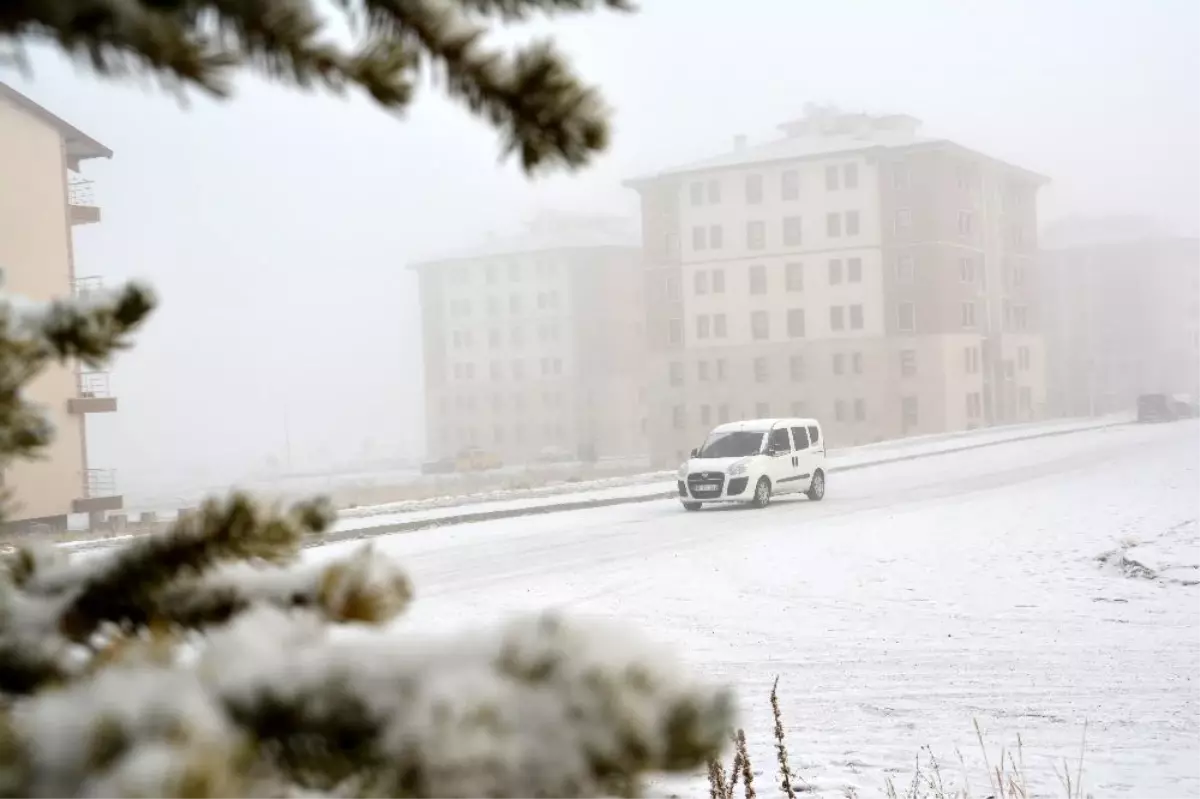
[1039,216,1200,416]
[411,214,647,463]
[625,106,1048,466]
[0,82,123,532]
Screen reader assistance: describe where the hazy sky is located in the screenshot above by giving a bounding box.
[5,0,1198,500]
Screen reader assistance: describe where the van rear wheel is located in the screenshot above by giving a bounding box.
[751,477,772,509]
[806,470,825,501]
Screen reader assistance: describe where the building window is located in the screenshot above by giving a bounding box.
[961,301,977,328]
[510,295,522,313]
[854,398,866,421]
[845,210,860,236]
[782,170,799,200]
[696,314,711,339]
[826,212,842,237]
[699,404,712,425]
[486,264,498,284]
[713,313,727,338]
[964,346,979,373]
[754,357,769,382]
[697,360,709,381]
[709,224,723,249]
[669,361,684,387]
[672,405,685,430]
[712,269,726,293]
[828,259,843,285]
[490,361,502,380]
[787,308,805,338]
[895,208,912,232]
[966,392,982,419]
[666,274,681,302]
[1018,346,1030,371]
[830,306,845,331]
[689,182,704,205]
[751,310,770,340]
[900,349,916,377]
[512,360,525,380]
[833,353,845,375]
[783,216,803,246]
[487,296,500,315]
[1020,386,1032,413]
[749,264,767,294]
[786,262,804,291]
[960,257,975,283]
[488,328,501,348]
[844,163,858,189]
[901,396,919,428]
[510,327,523,348]
[897,302,916,332]
[852,351,863,374]
[668,318,682,345]
[893,162,909,189]
[958,210,974,235]
[825,164,840,191]
[694,270,708,295]
[746,173,764,204]
[716,358,727,380]
[790,355,805,381]
[847,257,862,283]
[747,221,766,250]
[834,399,846,421]
[707,179,721,203]
[692,226,707,250]
[1013,305,1029,331]
[756,402,770,418]
[718,403,730,422]
[896,254,915,282]
[849,304,864,330]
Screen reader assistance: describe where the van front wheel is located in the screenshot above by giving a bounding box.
[751,477,772,509]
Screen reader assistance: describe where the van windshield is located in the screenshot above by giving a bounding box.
[695,430,765,459]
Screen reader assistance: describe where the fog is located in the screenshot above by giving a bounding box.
[5,0,1198,507]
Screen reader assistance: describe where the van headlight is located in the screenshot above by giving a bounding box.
[727,458,749,477]
[677,462,688,480]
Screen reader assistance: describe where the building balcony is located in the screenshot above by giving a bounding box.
[68,370,117,414]
[68,178,101,225]
[72,275,104,302]
[72,468,123,514]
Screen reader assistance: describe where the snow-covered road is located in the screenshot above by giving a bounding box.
[312,421,1200,798]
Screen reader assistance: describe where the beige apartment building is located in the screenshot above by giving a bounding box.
[412,214,648,464]
[1039,216,1200,416]
[625,107,1048,466]
[0,82,123,533]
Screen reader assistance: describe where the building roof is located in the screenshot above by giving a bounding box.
[0,81,112,164]
[623,109,1047,187]
[409,213,641,268]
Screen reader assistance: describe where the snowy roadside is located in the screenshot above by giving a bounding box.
[50,413,1131,555]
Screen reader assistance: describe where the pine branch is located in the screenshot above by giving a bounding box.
[154,542,413,629]
[0,0,633,174]
[53,493,331,641]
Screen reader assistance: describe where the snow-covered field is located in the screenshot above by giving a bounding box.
[307,419,1199,798]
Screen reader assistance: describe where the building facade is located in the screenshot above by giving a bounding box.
[0,82,123,532]
[1039,216,1200,416]
[625,107,1048,466]
[412,214,647,464]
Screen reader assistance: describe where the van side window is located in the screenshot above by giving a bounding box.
[807,425,820,445]
[790,426,809,450]
[768,427,791,453]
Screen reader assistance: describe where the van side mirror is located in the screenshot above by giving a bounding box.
[689,447,699,458]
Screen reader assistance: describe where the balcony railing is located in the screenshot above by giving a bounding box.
[67,179,96,206]
[77,370,111,398]
[83,468,118,499]
[72,276,105,301]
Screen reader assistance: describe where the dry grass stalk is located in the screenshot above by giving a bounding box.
[736,728,756,799]
[769,676,806,797]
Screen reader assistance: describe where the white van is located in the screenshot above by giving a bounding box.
[676,417,826,510]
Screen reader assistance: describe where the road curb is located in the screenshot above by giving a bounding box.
[307,418,1129,548]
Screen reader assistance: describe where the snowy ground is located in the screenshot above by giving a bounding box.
[306,419,1199,798]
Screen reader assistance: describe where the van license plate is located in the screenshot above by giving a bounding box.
[693,485,718,494]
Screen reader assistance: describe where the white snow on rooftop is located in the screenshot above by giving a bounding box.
[411,212,640,266]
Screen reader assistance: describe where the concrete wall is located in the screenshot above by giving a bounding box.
[0,96,84,524]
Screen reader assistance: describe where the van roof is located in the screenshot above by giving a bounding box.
[710,417,821,433]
